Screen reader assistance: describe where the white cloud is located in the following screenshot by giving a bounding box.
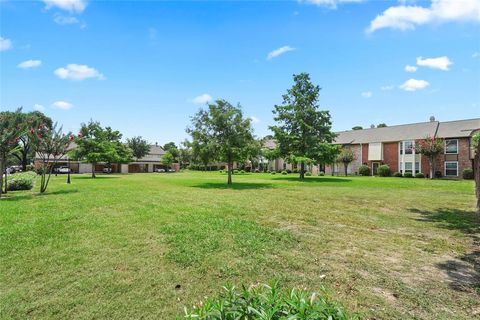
[301,0,363,9]
[34,104,45,112]
[361,91,373,98]
[250,116,260,124]
[17,60,42,69]
[43,0,87,13]
[52,101,74,110]
[473,52,480,58]
[192,94,212,104]
[381,85,394,91]
[367,0,480,33]
[399,78,430,91]
[0,36,12,51]
[54,14,79,25]
[416,56,452,70]
[267,46,296,60]
[54,64,105,81]
[405,65,417,72]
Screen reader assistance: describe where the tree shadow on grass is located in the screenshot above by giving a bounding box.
[191,182,275,190]
[1,189,79,202]
[272,176,352,183]
[408,208,480,293]
[73,175,120,180]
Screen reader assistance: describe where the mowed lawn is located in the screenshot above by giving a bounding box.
[1,172,479,319]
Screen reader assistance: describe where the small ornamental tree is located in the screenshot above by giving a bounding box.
[13,111,53,171]
[127,136,151,160]
[35,123,73,193]
[187,99,255,184]
[163,142,179,162]
[416,136,443,179]
[0,109,24,197]
[178,140,192,169]
[314,143,340,176]
[270,73,336,180]
[337,148,355,176]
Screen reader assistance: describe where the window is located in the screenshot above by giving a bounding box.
[404,141,414,154]
[415,162,420,174]
[445,161,458,176]
[399,142,403,155]
[445,139,458,154]
[404,162,413,174]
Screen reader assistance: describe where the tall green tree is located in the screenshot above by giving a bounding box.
[35,123,73,193]
[270,73,336,179]
[187,99,255,184]
[13,111,53,171]
[416,136,443,179]
[377,123,388,128]
[178,140,192,169]
[161,151,174,169]
[0,109,24,197]
[127,136,151,160]
[70,121,132,178]
[163,142,179,161]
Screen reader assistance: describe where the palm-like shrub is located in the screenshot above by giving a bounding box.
[183,283,359,320]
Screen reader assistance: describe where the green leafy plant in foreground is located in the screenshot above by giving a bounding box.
[183,283,360,320]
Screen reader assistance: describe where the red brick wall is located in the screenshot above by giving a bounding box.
[435,138,473,178]
[362,144,368,164]
[383,142,398,173]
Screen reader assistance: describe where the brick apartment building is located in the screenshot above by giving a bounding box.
[265,117,479,178]
[326,118,479,178]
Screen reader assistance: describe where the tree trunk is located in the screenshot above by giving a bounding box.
[21,151,28,171]
[227,163,232,185]
[475,143,480,213]
[428,158,435,179]
[344,163,348,176]
[300,162,305,180]
[92,163,96,178]
[4,171,7,194]
[0,157,4,198]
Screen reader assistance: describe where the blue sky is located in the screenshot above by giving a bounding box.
[1,0,479,145]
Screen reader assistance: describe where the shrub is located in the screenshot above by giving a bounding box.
[415,172,425,179]
[434,171,442,178]
[404,172,413,178]
[292,168,298,174]
[240,170,245,174]
[286,169,292,174]
[25,164,35,171]
[358,165,370,176]
[318,171,325,176]
[254,169,260,173]
[7,172,36,191]
[305,172,312,176]
[277,170,282,174]
[378,164,390,177]
[183,283,358,320]
[393,172,402,177]
[270,171,276,175]
[219,170,224,174]
[281,170,288,175]
[463,168,474,180]
[232,169,239,175]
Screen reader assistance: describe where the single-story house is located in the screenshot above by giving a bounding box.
[34,143,175,174]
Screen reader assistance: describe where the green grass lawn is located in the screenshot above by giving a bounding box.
[1,172,479,319]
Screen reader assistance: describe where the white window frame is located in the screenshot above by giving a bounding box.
[445,139,458,154]
[444,161,458,177]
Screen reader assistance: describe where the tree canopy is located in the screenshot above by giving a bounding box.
[270,73,336,179]
[70,121,132,178]
[187,99,255,184]
[127,136,151,160]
